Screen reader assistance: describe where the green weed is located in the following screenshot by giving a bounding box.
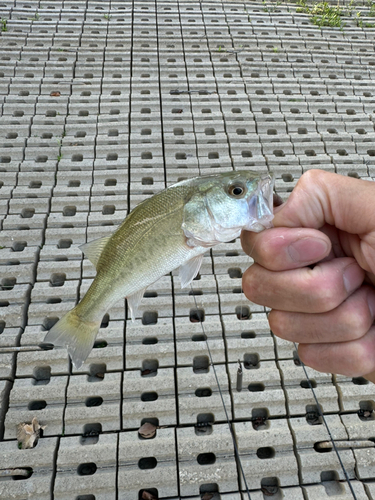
[295,0,375,29]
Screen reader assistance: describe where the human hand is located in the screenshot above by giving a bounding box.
[241,169,375,381]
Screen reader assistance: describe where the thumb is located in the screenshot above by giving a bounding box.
[274,170,375,235]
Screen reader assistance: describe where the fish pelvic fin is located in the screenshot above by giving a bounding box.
[44,307,101,369]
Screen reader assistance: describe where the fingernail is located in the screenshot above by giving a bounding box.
[288,237,329,264]
[343,263,361,294]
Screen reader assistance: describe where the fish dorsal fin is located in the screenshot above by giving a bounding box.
[179,254,204,288]
[127,287,146,322]
[79,236,111,269]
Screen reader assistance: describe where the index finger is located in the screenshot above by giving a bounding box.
[241,227,331,271]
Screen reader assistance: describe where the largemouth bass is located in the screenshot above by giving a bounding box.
[45,170,274,368]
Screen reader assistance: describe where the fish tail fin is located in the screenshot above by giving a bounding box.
[44,307,101,369]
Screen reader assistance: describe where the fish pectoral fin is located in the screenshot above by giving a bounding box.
[79,235,111,269]
[179,254,204,288]
[127,287,146,322]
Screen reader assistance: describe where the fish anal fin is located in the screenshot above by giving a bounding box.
[179,254,203,288]
[79,236,111,269]
[127,287,146,322]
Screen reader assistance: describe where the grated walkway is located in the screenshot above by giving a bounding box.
[1,1,375,499]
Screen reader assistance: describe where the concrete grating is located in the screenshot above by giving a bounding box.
[0,0,375,499]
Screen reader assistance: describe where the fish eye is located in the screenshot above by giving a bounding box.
[228,183,246,198]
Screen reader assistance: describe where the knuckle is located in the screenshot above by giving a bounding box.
[347,340,375,377]
[299,169,325,188]
[242,268,259,302]
[302,278,339,312]
[342,297,373,338]
[315,290,341,312]
[344,311,367,337]
[304,267,345,312]
[269,311,288,338]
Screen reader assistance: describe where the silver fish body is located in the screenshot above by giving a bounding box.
[44,170,274,368]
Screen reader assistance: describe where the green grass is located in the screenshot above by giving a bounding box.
[296,1,344,28]
[1,18,7,32]
[296,0,375,29]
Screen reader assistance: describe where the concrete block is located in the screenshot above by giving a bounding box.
[8,197,50,215]
[125,317,175,369]
[16,325,70,376]
[294,140,326,156]
[12,185,53,198]
[0,379,11,427]
[212,255,253,276]
[274,336,297,360]
[0,243,37,268]
[0,281,30,304]
[89,194,128,213]
[46,210,88,228]
[118,428,178,499]
[234,419,299,490]
[340,413,375,481]
[54,172,92,195]
[222,313,275,362]
[229,360,286,418]
[304,481,368,499]
[175,315,226,366]
[54,434,117,500]
[0,185,13,200]
[123,368,176,429]
[50,196,90,214]
[0,301,28,328]
[248,488,305,500]
[0,437,57,500]
[279,359,340,415]
[87,209,127,227]
[275,174,299,192]
[0,228,44,249]
[43,226,88,247]
[0,326,20,348]
[174,287,219,316]
[2,213,47,230]
[4,376,68,438]
[177,424,238,496]
[290,415,356,484]
[219,291,266,317]
[30,279,79,305]
[0,172,17,189]
[335,374,375,412]
[65,372,122,434]
[177,365,231,424]
[35,259,82,282]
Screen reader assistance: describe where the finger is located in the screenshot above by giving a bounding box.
[298,325,375,377]
[269,285,375,343]
[241,227,331,271]
[242,257,365,313]
[273,170,375,275]
[273,169,375,236]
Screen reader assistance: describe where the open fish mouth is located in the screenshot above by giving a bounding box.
[244,173,274,232]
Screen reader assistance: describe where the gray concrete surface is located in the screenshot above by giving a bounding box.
[1,0,375,498]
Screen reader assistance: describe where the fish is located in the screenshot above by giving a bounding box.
[44,170,274,369]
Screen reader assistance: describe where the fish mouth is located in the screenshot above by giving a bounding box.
[245,174,275,232]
